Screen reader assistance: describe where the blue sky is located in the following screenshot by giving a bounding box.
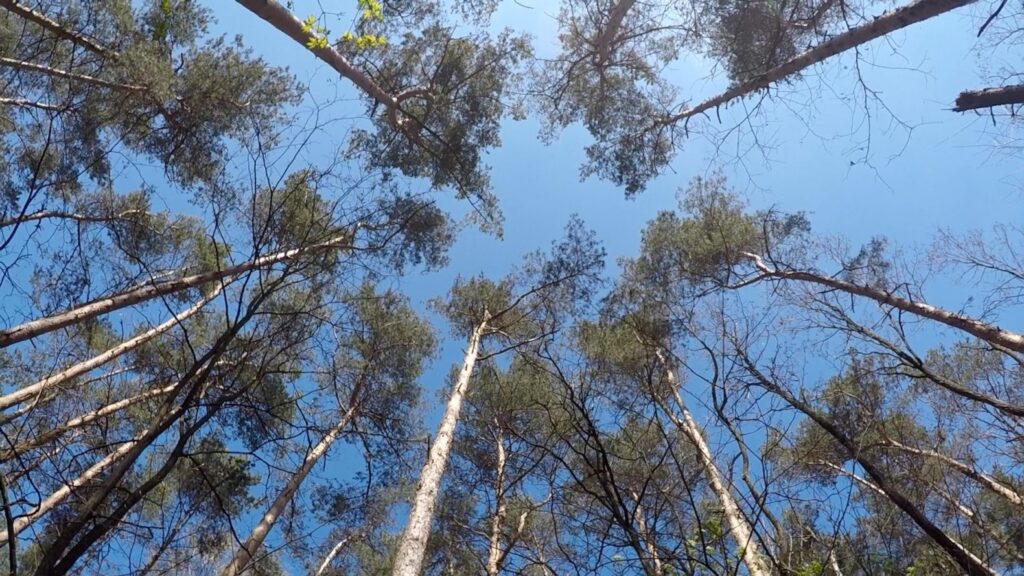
[199,0,1024,564]
[204,0,1024,437]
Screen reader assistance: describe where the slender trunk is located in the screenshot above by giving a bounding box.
[879,439,1024,507]
[0,57,145,92]
[0,97,65,112]
[391,319,487,576]
[662,0,975,125]
[954,84,1024,112]
[741,252,1024,353]
[0,233,350,348]
[0,285,223,411]
[742,357,997,576]
[653,349,771,576]
[220,404,358,576]
[0,0,113,57]
[630,491,664,576]
[0,434,140,542]
[316,534,355,576]
[486,427,507,576]
[2,381,178,460]
[0,208,147,228]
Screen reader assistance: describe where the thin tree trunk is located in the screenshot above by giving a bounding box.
[0,284,223,411]
[654,349,771,576]
[594,0,638,66]
[0,57,145,92]
[0,433,140,542]
[316,533,355,576]
[0,233,350,348]
[741,252,1024,353]
[2,381,178,460]
[742,357,997,576]
[630,491,664,576]
[0,208,147,228]
[0,0,113,57]
[661,0,975,125]
[486,427,508,576]
[220,404,358,576]
[954,84,1024,112]
[879,439,1024,507]
[391,318,487,576]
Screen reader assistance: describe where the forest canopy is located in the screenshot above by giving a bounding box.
[0,0,1021,575]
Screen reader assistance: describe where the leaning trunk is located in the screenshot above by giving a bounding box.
[663,0,975,125]
[220,404,358,576]
[391,319,487,576]
[0,233,350,348]
[654,349,770,576]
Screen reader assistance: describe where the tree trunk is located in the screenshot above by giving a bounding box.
[220,404,358,576]
[391,319,487,576]
[742,357,998,576]
[741,252,1024,353]
[316,534,356,576]
[662,0,976,125]
[654,349,771,576]
[594,0,638,67]
[0,433,140,542]
[954,84,1024,112]
[234,0,397,108]
[630,491,664,576]
[2,381,178,460]
[486,427,507,576]
[0,284,223,411]
[0,233,350,348]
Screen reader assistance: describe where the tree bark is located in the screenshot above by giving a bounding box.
[391,318,487,576]
[654,349,771,576]
[220,404,358,576]
[741,252,1024,353]
[0,0,112,57]
[0,233,350,348]
[0,284,223,411]
[662,0,976,125]
[316,533,355,576]
[486,427,508,576]
[954,84,1024,112]
[234,0,398,109]
[741,357,998,576]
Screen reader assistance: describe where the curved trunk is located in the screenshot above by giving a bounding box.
[391,319,487,576]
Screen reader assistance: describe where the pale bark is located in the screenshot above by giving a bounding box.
[741,252,1024,353]
[220,405,358,576]
[316,534,355,576]
[234,0,397,108]
[0,96,64,112]
[0,285,223,411]
[0,208,147,228]
[391,319,487,576]
[954,84,1024,112]
[0,57,145,92]
[2,381,178,460]
[879,439,1024,507]
[654,349,771,576]
[486,428,508,576]
[630,491,664,576]
[0,434,140,542]
[661,0,976,125]
[0,232,351,348]
[0,0,113,57]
